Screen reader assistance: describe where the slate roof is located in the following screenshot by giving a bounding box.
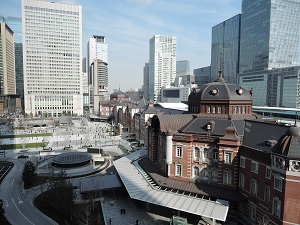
[273,126,300,159]
[242,120,289,152]
[155,114,194,133]
[139,157,246,202]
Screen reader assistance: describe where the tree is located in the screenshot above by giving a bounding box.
[22,161,36,187]
[47,170,76,219]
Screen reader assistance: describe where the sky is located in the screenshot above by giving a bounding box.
[1,0,241,93]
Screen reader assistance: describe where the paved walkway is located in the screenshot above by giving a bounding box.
[101,196,170,225]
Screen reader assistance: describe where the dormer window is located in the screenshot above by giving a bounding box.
[211,87,218,95]
[237,87,243,95]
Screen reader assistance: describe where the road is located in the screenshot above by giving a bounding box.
[0,159,56,225]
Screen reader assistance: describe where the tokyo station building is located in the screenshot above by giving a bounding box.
[140,73,300,224]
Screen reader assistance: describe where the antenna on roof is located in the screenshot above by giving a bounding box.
[219,52,223,80]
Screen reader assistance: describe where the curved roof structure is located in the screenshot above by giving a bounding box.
[53,152,92,165]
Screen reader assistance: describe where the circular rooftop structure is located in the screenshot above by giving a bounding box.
[52,152,92,168]
[188,78,252,102]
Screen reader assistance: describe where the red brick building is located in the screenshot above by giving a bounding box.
[143,74,300,224]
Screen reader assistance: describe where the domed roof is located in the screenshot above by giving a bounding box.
[273,126,300,158]
[189,78,252,102]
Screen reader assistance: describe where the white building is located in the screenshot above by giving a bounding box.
[82,72,89,111]
[87,35,108,112]
[22,0,83,117]
[149,35,176,102]
[160,83,198,103]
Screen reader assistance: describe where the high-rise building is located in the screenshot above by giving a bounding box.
[211,14,241,83]
[82,57,87,73]
[194,66,211,87]
[143,62,149,101]
[149,35,176,102]
[176,60,190,77]
[1,16,24,99]
[0,22,16,95]
[90,59,109,115]
[87,35,108,112]
[22,0,83,117]
[87,35,108,82]
[239,0,300,73]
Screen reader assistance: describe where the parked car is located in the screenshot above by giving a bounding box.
[17,155,29,159]
[19,149,29,153]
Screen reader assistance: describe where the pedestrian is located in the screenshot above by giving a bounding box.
[120,209,123,214]
[109,217,112,225]
[124,209,126,214]
[110,200,114,206]
[136,219,139,225]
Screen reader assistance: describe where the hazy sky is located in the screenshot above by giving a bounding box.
[1,0,241,92]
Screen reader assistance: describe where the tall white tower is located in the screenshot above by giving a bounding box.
[149,35,176,102]
[87,35,108,113]
[22,0,83,117]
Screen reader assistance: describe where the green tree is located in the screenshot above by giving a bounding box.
[22,161,36,187]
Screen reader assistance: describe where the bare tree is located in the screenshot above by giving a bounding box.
[72,202,92,225]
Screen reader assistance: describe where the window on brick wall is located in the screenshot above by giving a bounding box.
[176,146,182,157]
[273,197,281,218]
[264,186,270,202]
[239,172,245,189]
[250,179,258,196]
[175,164,182,176]
[266,166,271,179]
[274,177,282,192]
[223,170,232,185]
[251,160,259,174]
[249,202,257,221]
[240,156,245,168]
[224,151,232,164]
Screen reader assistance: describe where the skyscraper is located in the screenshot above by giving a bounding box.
[87,35,108,112]
[176,60,190,77]
[149,35,176,102]
[211,14,241,83]
[0,22,16,95]
[143,62,149,101]
[239,0,300,73]
[1,16,24,99]
[22,0,82,117]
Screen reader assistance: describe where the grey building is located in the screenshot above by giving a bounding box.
[239,0,300,73]
[194,66,211,87]
[238,66,300,108]
[211,14,241,83]
[176,60,190,77]
[143,62,149,101]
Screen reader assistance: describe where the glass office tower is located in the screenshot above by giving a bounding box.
[239,0,300,73]
[22,0,83,117]
[211,14,241,83]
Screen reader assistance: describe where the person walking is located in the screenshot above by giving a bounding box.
[109,217,112,225]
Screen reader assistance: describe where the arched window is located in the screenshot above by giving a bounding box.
[223,170,232,185]
[193,166,200,176]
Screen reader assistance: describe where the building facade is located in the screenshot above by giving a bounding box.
[160,83,198,103]
[0,16,24,99]
[176,60,190,77]
[0,22,16,96]
[22,0,83,117]
[144,73,300,224]
[194,66,211,87]
[143,62,149,101]
[239,0,300,73]
[149,35,176,102]
[90,59,109,115]
[238,66,300,108]
[211,14,241,83]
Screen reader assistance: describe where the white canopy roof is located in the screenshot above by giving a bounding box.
[114,150,229,222]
